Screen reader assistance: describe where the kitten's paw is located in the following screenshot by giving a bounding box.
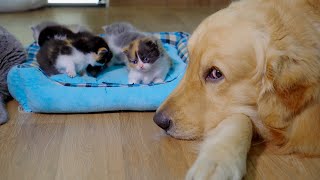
[153,78,164,84]
[128,79,139,84]
[186,151,245,180]
[142,80,152,85]
[66,70,76,78]
[142,77,153,84]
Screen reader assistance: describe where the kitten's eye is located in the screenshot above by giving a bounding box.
[206,67,224,82]
[144,57,149,61]
[132,60,138,64]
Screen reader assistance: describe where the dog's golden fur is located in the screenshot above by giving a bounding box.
[155,0,320,179]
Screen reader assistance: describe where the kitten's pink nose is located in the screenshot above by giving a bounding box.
[140,65,144,69]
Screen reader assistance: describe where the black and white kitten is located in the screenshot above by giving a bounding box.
[36,27,112,77]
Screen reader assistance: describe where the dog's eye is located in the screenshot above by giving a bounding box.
[206,67,224,82]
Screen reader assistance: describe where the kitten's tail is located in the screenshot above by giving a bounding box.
[0,95,8,125]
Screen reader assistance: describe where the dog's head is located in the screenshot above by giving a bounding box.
[153,6,320,141]
[154,12,262,139]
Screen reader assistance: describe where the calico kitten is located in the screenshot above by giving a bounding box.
[123,36,171,84]
[102,22,146,65]
[36,31,112,77]
[103,22,171,84]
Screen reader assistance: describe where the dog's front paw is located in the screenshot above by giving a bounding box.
[186,155,245,180]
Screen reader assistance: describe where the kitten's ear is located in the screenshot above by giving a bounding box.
[31,25,40,42]
[72,24,90,33]
[123,49,129,56]
[30,25,36,32]
[102,25,108,33]
[145,39,158,48]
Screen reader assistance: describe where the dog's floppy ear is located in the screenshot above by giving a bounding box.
[259,47,320,116]
[257,41,320,152]
[257,50,319,145]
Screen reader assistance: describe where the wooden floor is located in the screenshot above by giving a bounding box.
[1,6,320,180]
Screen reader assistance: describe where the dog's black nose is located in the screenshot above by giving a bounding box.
[153,111,172,130]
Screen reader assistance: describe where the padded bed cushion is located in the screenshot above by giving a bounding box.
[7,32,190,113]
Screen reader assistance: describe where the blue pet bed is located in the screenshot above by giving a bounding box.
[8,32,190,113]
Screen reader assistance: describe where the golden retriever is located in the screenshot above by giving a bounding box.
[153,0,320,179]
